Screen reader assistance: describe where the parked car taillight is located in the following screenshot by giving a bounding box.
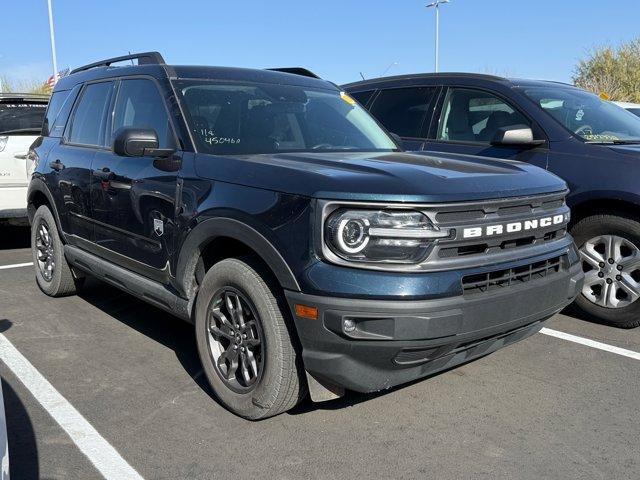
[0,136,7,153]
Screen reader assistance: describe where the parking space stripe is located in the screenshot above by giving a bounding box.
[0,262,33,270]
[540,327,640,360]
[0,334,144,480]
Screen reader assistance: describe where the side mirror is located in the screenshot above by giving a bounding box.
[113,128,175,157]
[491,125,544,147]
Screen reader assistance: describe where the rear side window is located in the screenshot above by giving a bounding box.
[111,79,174,148]
[368,87,436,138]
[44,85,81,137]
[349,90,375,107]
[68,82,114,146]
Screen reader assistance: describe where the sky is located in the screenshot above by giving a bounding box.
[1,0,639,87]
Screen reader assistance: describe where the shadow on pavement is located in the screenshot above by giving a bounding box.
[77,279,213,396]
[0,226,30,250]
[2,379,39,480]
[1,318,39,479]
[75,278,497,417]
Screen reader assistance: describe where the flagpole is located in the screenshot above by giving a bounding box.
[46,0,58,85]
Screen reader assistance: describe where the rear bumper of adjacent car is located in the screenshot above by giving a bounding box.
[285,244,584,394]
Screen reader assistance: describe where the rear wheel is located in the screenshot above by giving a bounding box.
[572,213,640,328]
[31,205,83,297]
[195,257,306,419]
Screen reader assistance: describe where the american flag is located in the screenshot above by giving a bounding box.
[46,68,70,88]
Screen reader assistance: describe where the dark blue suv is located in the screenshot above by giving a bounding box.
[345,74,640,328]
[28,54,583,419]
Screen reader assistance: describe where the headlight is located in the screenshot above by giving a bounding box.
[0,136,7,153]
[324,208,450,264]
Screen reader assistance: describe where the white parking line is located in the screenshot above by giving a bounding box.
[0,334,144,480]
[0,262,33,270]
[540,327,640,361]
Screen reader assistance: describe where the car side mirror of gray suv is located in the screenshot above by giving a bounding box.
[491,125,544,147]
[113,128,175,158]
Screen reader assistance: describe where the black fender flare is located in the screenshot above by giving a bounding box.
[175,217,301,298]
[27,177,65,238]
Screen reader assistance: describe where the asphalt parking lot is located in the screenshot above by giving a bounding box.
[1,226,639,480]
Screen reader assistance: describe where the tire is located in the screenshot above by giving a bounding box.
[195,257,306,419]
[31,205,83,297]
[571,212,640,328]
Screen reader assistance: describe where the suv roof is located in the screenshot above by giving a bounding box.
[342,72,576,91]
[55,51,333,93]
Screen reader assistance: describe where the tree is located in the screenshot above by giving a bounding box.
[573,37,640,103]
[0,76,50,95]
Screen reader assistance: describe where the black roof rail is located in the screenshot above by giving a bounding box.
[267,67,321,79]
[70,51,166,75]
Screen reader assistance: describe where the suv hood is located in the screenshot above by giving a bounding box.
[195,151,566,202]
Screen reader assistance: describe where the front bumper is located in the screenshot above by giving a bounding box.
[285,248,584,393]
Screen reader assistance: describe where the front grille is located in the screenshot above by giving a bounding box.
[437,227,566,258]
[462,255,564,295]
[430,191,569,262]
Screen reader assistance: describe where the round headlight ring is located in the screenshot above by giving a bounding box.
[336,217,370,254]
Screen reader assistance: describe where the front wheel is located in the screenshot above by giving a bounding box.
[195,257,306,419]
[572,213,640,328]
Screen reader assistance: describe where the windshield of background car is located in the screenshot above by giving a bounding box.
[0,100,47,135]
[173,80,398,155]
[521,86,640,143]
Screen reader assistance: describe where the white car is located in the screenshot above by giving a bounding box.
[0,93,48,225]
[613,101,640,118]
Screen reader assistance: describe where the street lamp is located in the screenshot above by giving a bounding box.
[426,0,450,73]
[46,0,59,86]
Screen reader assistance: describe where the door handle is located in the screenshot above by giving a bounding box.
[49,159,65,171]
[95,167,115,181]
[14,154,28,160]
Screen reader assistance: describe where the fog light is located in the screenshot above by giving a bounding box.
[343,318,356,333]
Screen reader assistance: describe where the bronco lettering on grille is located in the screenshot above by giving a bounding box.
[462,214,567,239]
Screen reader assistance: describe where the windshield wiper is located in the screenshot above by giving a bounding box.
[611,139,640,145]
[585,139,640,145]
[0,128,41,135]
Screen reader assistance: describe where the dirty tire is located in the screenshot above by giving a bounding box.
[195,257,306,419]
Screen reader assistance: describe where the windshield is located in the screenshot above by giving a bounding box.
[521,86,640,143]
[173,80,398,155]
[0,101,47,135]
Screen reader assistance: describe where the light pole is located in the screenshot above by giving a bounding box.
[426,0,450,73]
[46,0,59,85]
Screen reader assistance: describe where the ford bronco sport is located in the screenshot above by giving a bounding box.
[28,52,583,419]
